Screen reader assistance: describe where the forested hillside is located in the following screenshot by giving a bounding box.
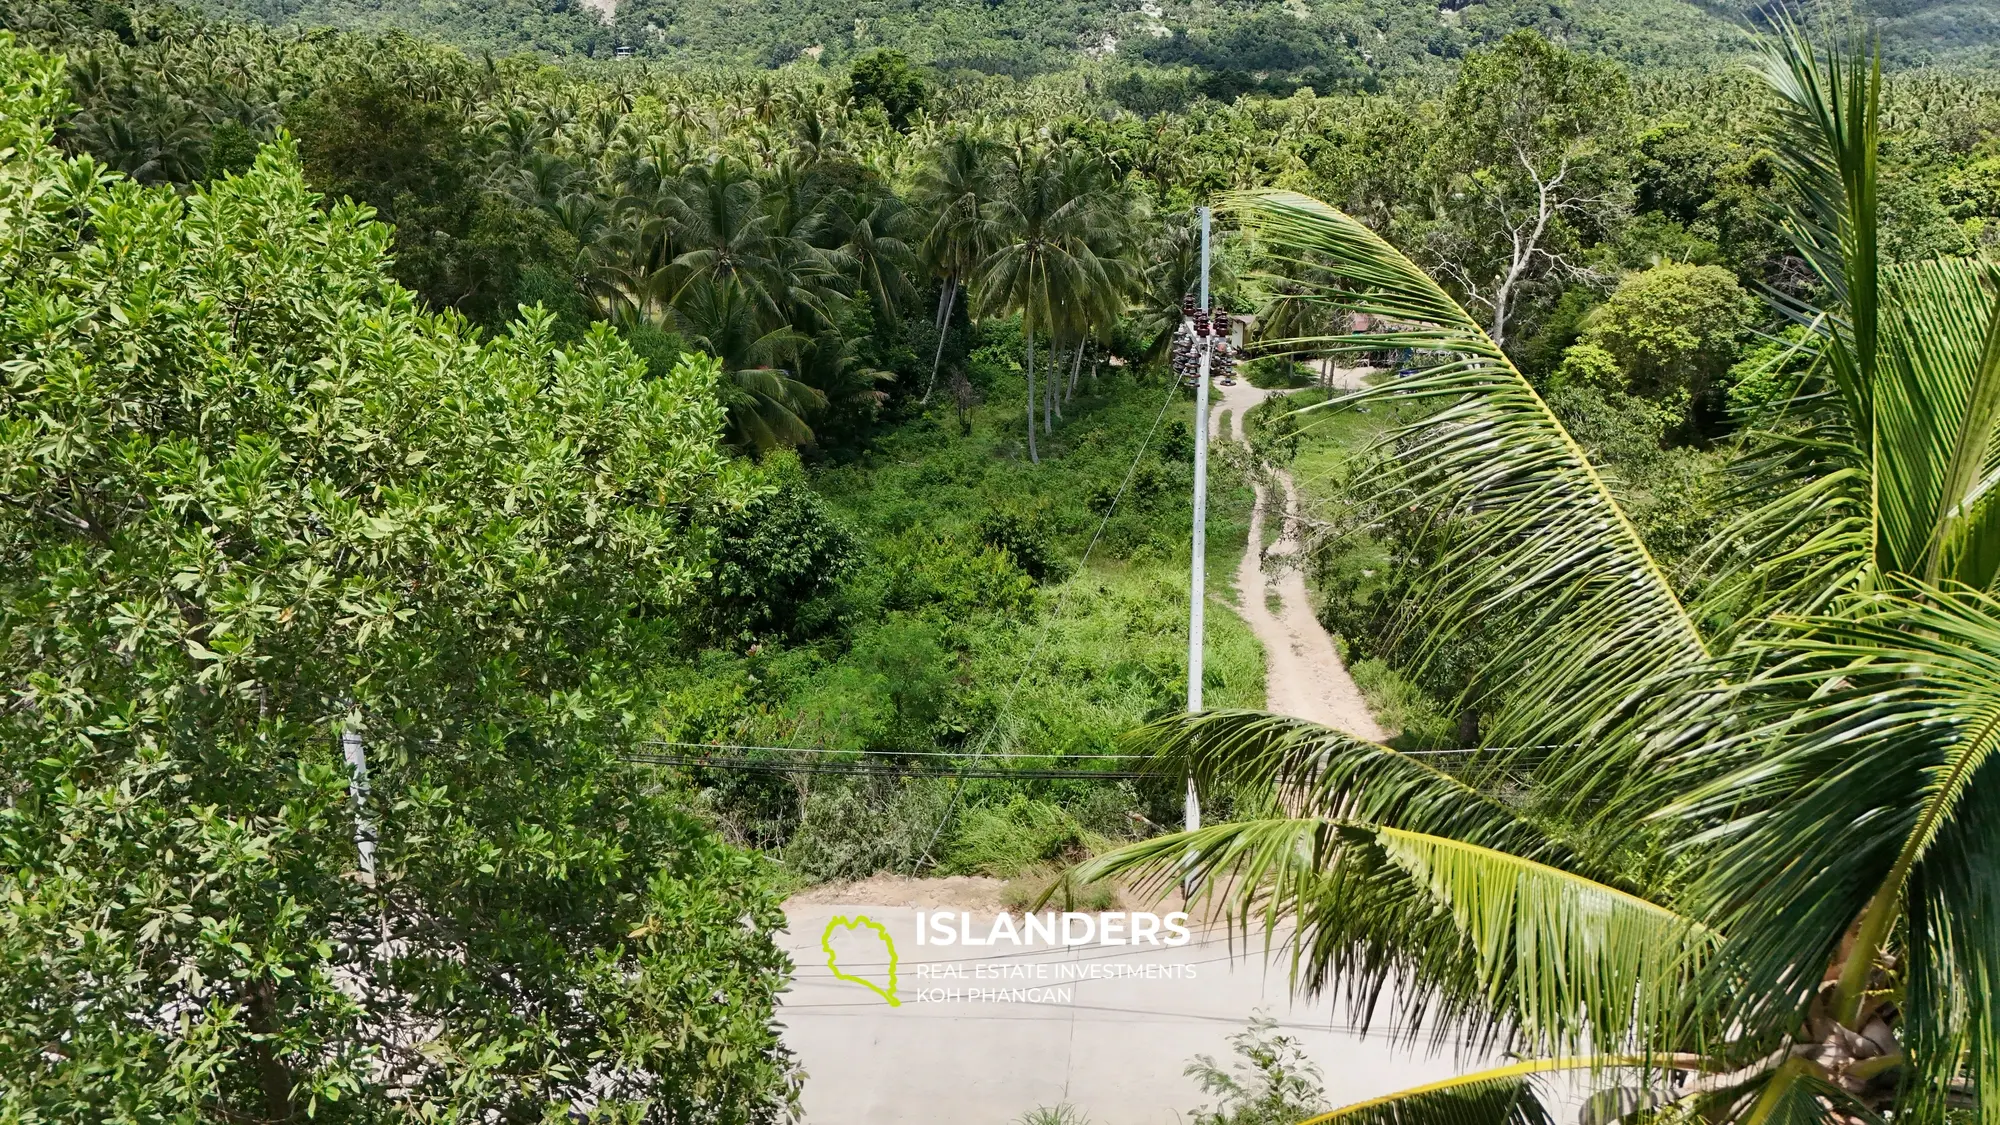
[187,0,1999,76]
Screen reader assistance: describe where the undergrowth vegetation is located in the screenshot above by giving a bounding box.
[652,339,1264,883]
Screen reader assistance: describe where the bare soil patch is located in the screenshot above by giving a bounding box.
[786,873,1010,911]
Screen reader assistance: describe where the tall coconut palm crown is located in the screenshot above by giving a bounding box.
[1079,24,2000,1122]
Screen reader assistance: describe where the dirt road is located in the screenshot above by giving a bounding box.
[1211,379,1385,741]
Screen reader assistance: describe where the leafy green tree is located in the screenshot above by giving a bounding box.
[290,74,579,327]
[1943,155,2000,224]
[0,41,796,1122]
[1561,260,1759,426]
[794,314,895,448]
[1421,30,1636,346]
[1635,121,1735,226]
[1084,26,2000,1122]
[699,450,855,638]
[847,49,926,130]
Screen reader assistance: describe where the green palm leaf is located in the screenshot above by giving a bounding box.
[1079,819,1712,1057]
[1295,1061,1561,1125]
[1755,20,1880,432]
[1666,588,2000,1038]
[1219,189,1708,799]
[1709,28,2000,618]
[1371,826,1715,1055]
[1739,1058,1886,1125]
[1129,710,1567,863]
[1874,258,2000,587]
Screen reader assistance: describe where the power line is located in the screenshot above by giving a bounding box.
[623,745,1564,781]
[635,739,1149,760]
[624,752,1148,781]
[638,737,1564,759]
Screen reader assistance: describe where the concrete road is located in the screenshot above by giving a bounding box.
[779,903,1496,1125]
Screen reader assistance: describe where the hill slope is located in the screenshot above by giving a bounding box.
[201,0,1996,73]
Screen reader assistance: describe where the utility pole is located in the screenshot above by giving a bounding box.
[1186,206,1211,852]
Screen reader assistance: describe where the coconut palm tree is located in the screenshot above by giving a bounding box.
[1079,26,2000,1122]
[978,147,1122,461]
[912,131,998,403]
[671,276,821,453]
[827,185,918,332]
[668,155,784,321]
[1046,150,1138,411]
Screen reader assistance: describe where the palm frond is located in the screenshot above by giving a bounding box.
[1295,1060,1563,1125]
[1220,189,1708,801]
[1370,826,1716,1055]
[1872,258,2000,586]
[1755,19,1880,430]
[1740,1057,1886,1125]
[1696,263,2000,631]
[1903,761,2000,1124]
[1127,710,1568,863]
[1664,587,2000,1035]
[1075,817,1512,1046]
[1079,819,1711,1057]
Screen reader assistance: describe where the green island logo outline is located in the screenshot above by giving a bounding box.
[821,914,900,1007]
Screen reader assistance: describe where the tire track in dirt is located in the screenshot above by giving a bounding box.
[1209,378,1386,742]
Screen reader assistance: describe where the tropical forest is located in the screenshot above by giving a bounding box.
[4,0,2000,1118]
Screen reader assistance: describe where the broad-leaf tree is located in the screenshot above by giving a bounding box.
[0,40,798,1123]
[1419,30,1636,348]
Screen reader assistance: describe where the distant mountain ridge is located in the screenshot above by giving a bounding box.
[200,0,1998,75]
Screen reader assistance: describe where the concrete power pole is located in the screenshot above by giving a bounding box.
[1185,206,1211,852]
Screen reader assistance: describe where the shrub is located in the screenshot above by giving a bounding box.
[781,776,957,881]
[1183,1015,1330,1125]
[1348,658,1455,749]
[1243,355,1312,388]
[945,795,1105,876]
[978,509,1067,582]
[1017,1105,1093,1125]
[701,450,857,639]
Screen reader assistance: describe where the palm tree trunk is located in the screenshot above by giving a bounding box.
[1024,323,1039,464]
[1066,342,1084,402]
[1050,343,1065,420]
[1044,347,1056,429]
[920,277,957,405]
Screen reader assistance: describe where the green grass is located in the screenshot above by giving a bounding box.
[1347,657,1455,748]
[650,361,1265,880]
[1000,868,1121,911]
